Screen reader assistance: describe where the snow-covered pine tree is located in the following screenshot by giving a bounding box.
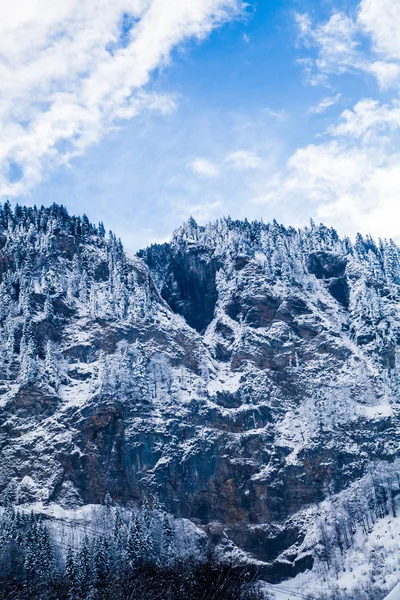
[20,320,38,386]
[93,536,112,588]
[127,513,145,566]
[75,535,92,597]
[161,512,176,565]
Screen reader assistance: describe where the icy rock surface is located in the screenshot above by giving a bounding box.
[1,205,400,582]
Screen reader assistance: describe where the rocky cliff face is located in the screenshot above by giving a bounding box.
[1,205,400,582]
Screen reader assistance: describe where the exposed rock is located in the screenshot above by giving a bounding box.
[160,248,220,334]
[1,208,400,582]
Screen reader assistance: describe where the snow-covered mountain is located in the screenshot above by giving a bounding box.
[1,203,400,593]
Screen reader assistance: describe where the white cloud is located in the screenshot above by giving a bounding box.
[358,0,400,61]
[253,136,400,242]
[296,11,361,77]
[296,0,400,91]
[190,149,263,177]
[331,99,400,138]
[256,0,400,242]
[183,0,400,243]
[367,61,400,89]
[225,150,262,170]
[303,143,400,243]
[190,157,220,177]
[182,199,223,221]
[0,0,242,196]
[264,107,288,124]
[309,93,342,114]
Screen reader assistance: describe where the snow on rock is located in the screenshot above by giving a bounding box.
[2,206,400,591]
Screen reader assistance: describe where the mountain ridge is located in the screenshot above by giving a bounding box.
[0,202,400,589]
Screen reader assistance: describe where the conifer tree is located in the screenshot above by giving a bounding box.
[76,536,92,597]
[127,513,144,566]
[93,536,111,588]
[162,513,176,564]
[44,295,54,321]
[65,545,77,590]
[20,320,38,385]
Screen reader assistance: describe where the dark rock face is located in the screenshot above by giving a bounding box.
[307,251,347,279]
[226,290,280,328]
[160,248,219,333]
[2,209,400,582]
[327,276,349,307]
[307,251,349,307]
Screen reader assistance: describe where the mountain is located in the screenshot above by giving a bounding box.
[1,203,400,593]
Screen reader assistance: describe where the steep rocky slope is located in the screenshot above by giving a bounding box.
[1,204,400,584]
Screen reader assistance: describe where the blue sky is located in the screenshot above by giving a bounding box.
[1,0,400,250]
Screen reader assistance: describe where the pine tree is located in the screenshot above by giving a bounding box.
[23,516,40,584]
[113,508,125,559]
[162,513,176,564]
[67,255,81,300]
[45,339,60,389]
[98,222,106,237]
[2,200,13,229]
[104,491,113,509]
[127,513,145,566]
[65,545,77,586]
[20,320,38,385]
[140,500,155,562]
[44,294,54,320]
[384,239,400,285]
[35,520,56,588]
[93,536,111,587]
[76,536,92,597]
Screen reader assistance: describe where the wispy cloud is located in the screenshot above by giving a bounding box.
[331,99,400,138]
[252,0,400,242]
[190,149,263,178]
[224,150,262,170]
[0,0,243,197]
[309,93,341,114]
[182,199,223,222]
[296,0,400,90]
[190,157,220,177]
[264,108,288,124]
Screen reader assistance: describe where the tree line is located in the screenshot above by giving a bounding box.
[0,501,264,600]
